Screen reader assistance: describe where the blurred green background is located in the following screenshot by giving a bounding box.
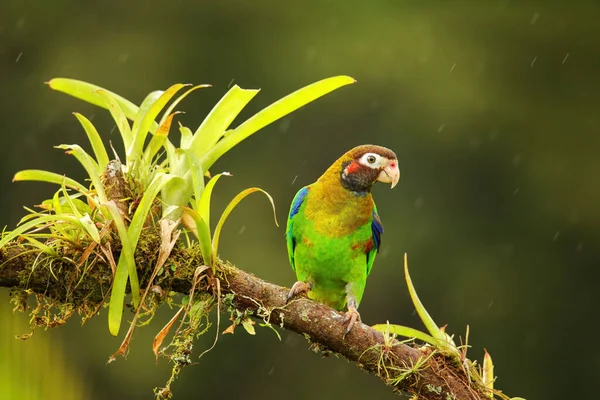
[2,1,599,399]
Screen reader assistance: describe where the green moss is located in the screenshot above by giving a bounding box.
[154,292,216,398]
[426,384,442,394]
[300,307,310,322]
[3,221,169,337]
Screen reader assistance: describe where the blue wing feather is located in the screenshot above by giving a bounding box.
[286,186,309,271]
[289,187,309,219]
[367,206,383,275]
[371,210,383,251]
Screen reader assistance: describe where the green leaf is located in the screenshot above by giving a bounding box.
[197,172,230,229]
[403,253,453,351]
[162,138,176,167]
[58,197,92,217]
[94,90,133,152]
[161,173,191,221]
[200,75,355,171]
[181,207,212,266]
[241,318,256,335]
[55,144,107,203]
[79,214,100,244]
[165,142,185,177]
[13,170,88,192]
[179,124,194,149]
[160,84,211,126]
[482,349,494,392]
[105,201,139,336]
[51,189,64,215]
[106,172,177,336]
[41,192,70,240]
[212,187,278,265]
[46,78,159,134]
[73,113,110,169]
[130,173,178,241]
[372,323,439,346]
[189,85,259,154]
[161,138,182,176]
[18,235,57,256]
[129,84,188,163]
[0,214,80,249]
[60,177,82,218]
[143,112,179,166]
[184,149,205,210]
[127,90,162,161]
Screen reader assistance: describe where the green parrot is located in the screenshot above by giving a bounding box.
[285,144,400,335]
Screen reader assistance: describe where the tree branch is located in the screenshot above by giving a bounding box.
[0,241,486,400]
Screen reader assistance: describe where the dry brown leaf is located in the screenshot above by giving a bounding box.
[100,241,117,275]
[152,306,185,364]
[181,212,198,239]
[222,323,236,335]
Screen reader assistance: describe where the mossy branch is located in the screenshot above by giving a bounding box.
[0,240,486,400]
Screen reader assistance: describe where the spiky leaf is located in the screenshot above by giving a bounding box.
[73,112,110,168]
[372,324,439,346]
[197,172,230,228]
[46,78,157,132]
[200,75,355,171]
[212,187,278,265]
[105,201,140,336]
[128,84,187,163]
[404,253,454,352]
[13,170,87,192]
[190,85,258,154]
[181,207,212,266]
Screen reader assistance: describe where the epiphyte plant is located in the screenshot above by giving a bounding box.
[0,75,356,336]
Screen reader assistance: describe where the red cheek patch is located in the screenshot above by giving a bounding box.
[346,161,361,174]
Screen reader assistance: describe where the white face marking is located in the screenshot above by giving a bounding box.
[358,152,387,169]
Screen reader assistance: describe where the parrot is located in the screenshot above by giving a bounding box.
[285,144,400,336]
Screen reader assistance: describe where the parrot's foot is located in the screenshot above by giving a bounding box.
[343,305,361,338]
[286,281,312,303]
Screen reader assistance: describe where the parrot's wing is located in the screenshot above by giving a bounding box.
[286,186,310,271]
[367,204,384,276]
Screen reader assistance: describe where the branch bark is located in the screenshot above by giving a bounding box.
[0,242,486,400]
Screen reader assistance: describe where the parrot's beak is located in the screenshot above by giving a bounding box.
[377,160,400,188]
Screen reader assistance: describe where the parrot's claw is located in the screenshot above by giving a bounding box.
[343,306,361,338]
[286,281,312,303]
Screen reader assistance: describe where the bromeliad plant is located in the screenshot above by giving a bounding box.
[0,75,355,337]
[371,255,524,400]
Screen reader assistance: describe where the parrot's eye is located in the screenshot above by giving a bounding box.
[359,152,382,168]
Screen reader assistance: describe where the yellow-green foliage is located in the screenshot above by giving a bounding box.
[1,76,355,338]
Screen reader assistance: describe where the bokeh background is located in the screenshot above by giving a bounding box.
[2,1,600,399]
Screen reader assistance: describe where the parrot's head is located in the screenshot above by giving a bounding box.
[336,144,400,192]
